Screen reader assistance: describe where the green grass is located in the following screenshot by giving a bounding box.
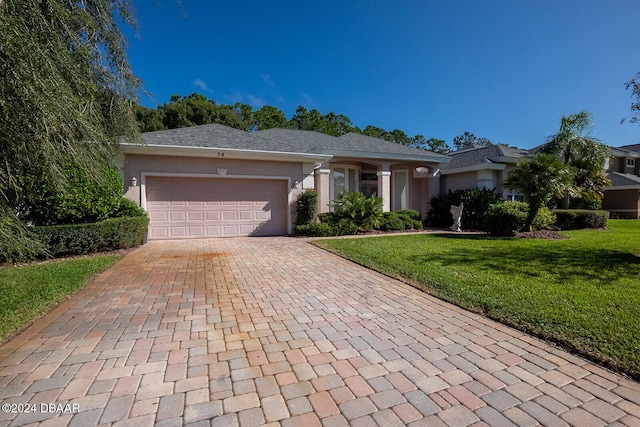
[314,220,640,378]
[0,255,121,342]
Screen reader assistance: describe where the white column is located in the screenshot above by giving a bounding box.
[377,165,391,212]
[315,166,331,214]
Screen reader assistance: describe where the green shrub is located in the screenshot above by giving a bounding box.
[20,160,124,226]
[484,201,556,236]
[484,202,527,236]
[531,207,557,230]
[330,191,383,231]
[35,216,149,257]
[395,210,423,230]
[334,219,359,235]
[426,190,464,228]
[396,209,421,221]
[406,219,423,230]
[295,190,318,226]
[427,188,500,230]
[554,209,609,230]
[111,197,147,218]
[295,222,335,237]
[0,212,42,263]
[380,212,406,232]
[568,190,603,210]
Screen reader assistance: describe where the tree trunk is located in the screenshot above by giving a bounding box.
[524,203,540,232]
[561,195,570,209]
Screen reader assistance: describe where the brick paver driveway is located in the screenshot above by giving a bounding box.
[1,237,639,427]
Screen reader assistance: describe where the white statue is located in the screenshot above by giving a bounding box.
[450,202,464,232]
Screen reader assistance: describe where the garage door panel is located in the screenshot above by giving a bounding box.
[146,176,287,239]
[223,225,238,235]
[149,228,168,239]
[150,212,167,222]
[188,226,204,236]
[206,211,221,221]
[169,227,187,237]
[170,211,186,221]
[223,211,237,220]
[188,211,204,221]
[255,210,269,220]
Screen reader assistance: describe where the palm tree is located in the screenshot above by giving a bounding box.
[541,111,610,208]
[506,153,576,231]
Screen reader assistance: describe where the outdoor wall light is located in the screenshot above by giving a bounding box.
[293,181,300,189]
[130,176,138,187]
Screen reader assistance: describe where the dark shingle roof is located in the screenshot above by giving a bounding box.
[257,129,450,162]
[137,124,302,153]
[338,133,450,160]
[443,145,530,169]
[607,172,640,188]
[616,144,640,155]
[129,125,450,163]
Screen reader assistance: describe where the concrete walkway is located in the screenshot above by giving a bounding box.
[0,237,639,427]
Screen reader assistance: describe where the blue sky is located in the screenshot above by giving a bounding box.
[126,0,640,149]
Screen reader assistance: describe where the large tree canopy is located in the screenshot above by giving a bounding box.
[0,0,141,207]
[135,93,458,154]
[452,131,492,151]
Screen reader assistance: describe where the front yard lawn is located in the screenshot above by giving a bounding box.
[0,255,121,343]
[313,219,640,379]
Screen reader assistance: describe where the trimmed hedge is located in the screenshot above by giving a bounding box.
[484,201,556,237]
[554,209,609,230]
[379,212,406,232]
[294,222,336,237]
[35,216,149,258]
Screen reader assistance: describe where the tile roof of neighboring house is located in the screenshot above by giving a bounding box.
[619,143,640,153]
[607,171,640,188]
[442,144,531,170]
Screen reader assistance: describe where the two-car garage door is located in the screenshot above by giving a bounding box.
[145,176,288,239]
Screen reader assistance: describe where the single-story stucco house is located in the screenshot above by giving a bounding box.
[120,124,450,239]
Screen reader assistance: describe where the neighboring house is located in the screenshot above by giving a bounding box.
[440,142,640,219]
[120,124,450,239]
[603,145,640,218]
[438,144,531,200]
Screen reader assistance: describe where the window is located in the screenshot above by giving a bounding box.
[360,171,378,197]
[505,189,524,202]
[392,170,408,210]
[330,165,360,199]
[627,158,636,167]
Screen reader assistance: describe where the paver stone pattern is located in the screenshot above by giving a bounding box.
[0,237,639,427]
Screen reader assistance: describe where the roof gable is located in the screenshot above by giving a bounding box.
[443,144,530,170]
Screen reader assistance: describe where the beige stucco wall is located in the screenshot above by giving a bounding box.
[440,171,478,194]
